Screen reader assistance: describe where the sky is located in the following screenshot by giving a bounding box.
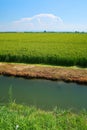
[0,0,87,32]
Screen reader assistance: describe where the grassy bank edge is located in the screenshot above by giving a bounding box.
[0,102,87,130]
[0,62,87,84]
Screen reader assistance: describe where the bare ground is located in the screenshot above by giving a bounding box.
[0,63,87,84]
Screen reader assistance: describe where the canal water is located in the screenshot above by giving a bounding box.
[0,76,87,110]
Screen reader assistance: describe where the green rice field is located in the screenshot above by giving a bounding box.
[0,32,87,67]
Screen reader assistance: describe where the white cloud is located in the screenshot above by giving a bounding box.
[0,13,87,32]
[13,13,63,31]
[14,14,63,23]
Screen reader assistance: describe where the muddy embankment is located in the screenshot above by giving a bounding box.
[0,63,87,84]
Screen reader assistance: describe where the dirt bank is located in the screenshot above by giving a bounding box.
[0,63,87,84]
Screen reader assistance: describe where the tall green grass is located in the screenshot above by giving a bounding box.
[0,33,87,67]
[0,102,87,130]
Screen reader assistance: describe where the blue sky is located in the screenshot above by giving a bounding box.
[0,0,87,32]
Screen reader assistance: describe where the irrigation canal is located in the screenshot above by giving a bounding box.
[0,75,87,111]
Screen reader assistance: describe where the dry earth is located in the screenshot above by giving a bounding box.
[0,63,87,84]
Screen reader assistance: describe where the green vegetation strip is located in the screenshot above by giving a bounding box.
[0,33,87,67]
[0,103,87,130]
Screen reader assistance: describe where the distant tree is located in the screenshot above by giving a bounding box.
[75,31,79,33]
[44,30,46,33]
[81,31,84,33]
